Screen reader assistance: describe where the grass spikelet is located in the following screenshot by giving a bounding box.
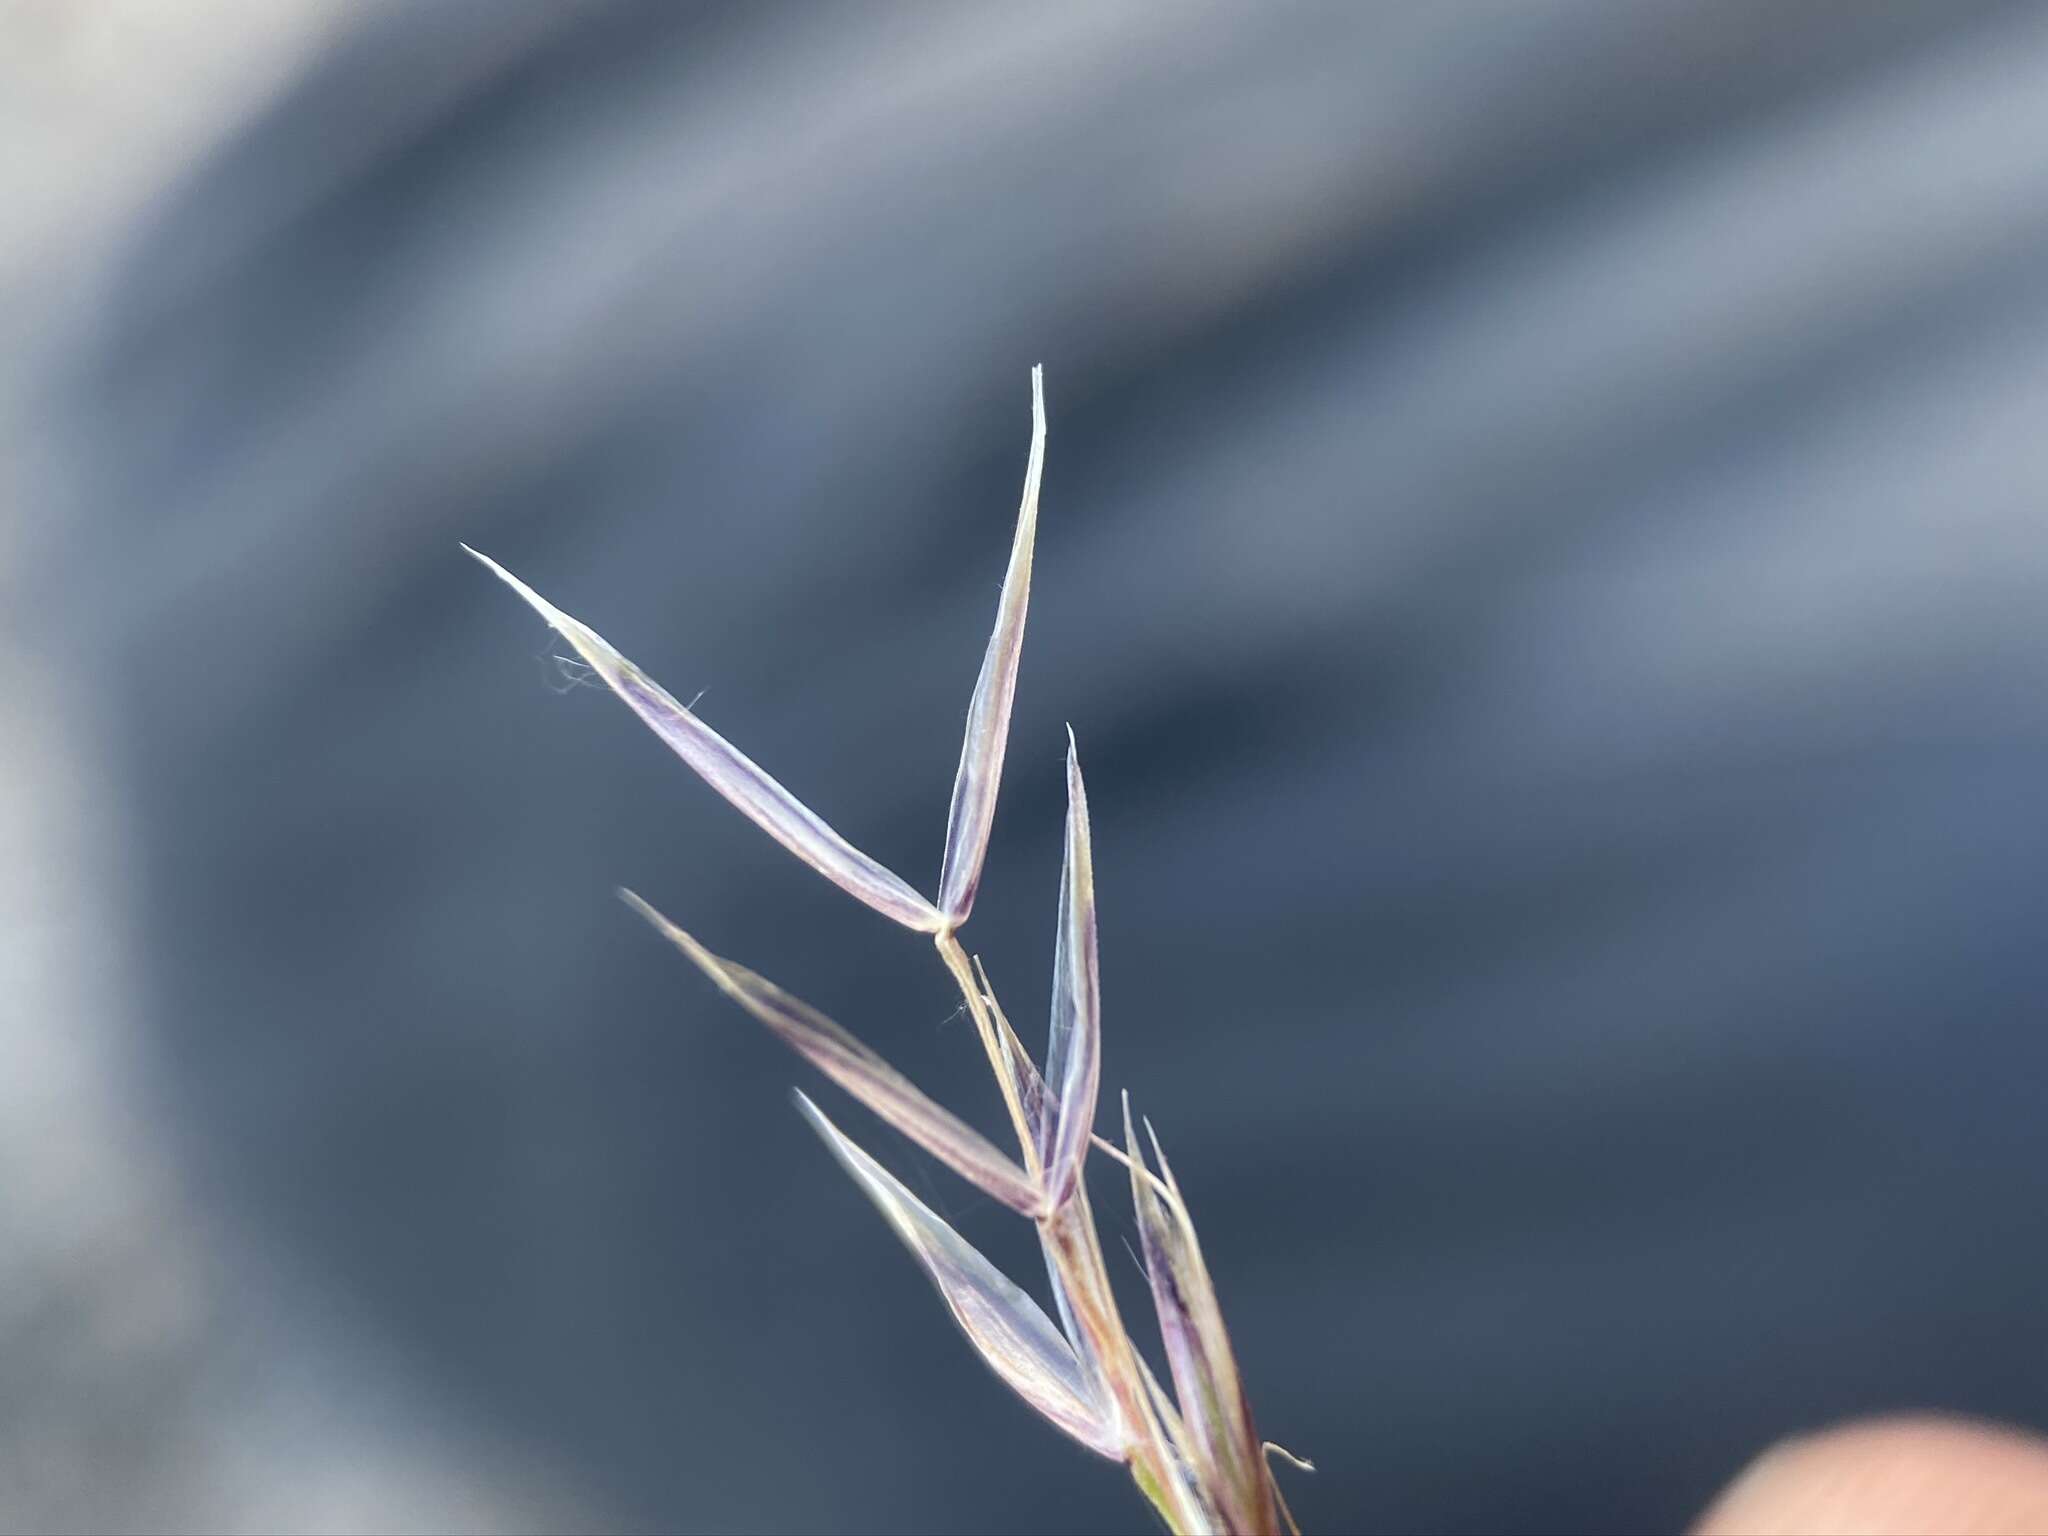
[463,545,944,932]
[1042,728,1101,1211]
[621,890,1043,1218]
[794,1089,1124,1458]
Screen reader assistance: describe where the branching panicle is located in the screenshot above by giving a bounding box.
[474,370,1300,1535]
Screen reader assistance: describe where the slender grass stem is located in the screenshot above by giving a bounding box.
[935,928,1043,1184]
[933,931,1208,1534]
[1043,1194,1205,1533]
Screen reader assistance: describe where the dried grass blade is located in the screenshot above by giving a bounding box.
[1124,1096,1279,1536]
[1041,732,1101,1210]
[624,892,1041,1216]
[468,547,943,932]
[937,366,1047,925]
[793,1091,1124,1459]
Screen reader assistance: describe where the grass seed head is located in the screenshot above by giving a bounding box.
[476,370,1296,1534]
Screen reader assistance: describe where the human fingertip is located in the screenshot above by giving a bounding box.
[1694,1416,2048,1535]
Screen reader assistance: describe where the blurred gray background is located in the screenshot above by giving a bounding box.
[8,2,2048,1532]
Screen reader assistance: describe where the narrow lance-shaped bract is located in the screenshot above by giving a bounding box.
[936,365,1047,925]
[1124,1095,1280,1536]
[466,545,945,933]
[794,1091,1124,1460]
[623,890,1042,1218]
[1041,731,1102,1211]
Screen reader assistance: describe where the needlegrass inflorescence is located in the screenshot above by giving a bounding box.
[470,369,1304,1535]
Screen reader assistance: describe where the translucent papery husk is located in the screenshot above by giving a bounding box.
[468,546,944,932]
[937,366,1046,925]
[1041,733,1101,1211]
[625,891,1042,1217]
[1124,1096,1280,1536]
[794,1091,1123,1460]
